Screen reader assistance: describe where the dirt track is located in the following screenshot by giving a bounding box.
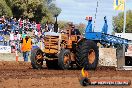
[0,61,132,88]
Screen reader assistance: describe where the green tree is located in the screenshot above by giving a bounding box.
[58,20,69,30]
[0,0,12,17]
[58,21,86,34]
[113,10,132,33]
[76,23,86,34]
[9,0,47,21]
[4,0,61,23]
[48,3,61,17]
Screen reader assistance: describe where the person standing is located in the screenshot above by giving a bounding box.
[21,35,32,62]
[36,22,41,32]
[17,32,21,52]
[9,31,14,45]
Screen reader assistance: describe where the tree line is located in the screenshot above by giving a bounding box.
[113,10,132,33]
[0,0,61,23]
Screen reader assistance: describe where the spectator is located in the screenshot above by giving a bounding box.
[32,21,36,30]
[0,16,46,55]
[45,23,49,32]
[14,34,17,41]
[10,18,15,32]
[48,22,53,31]
[22,31,27,38]
[10,31,14,41]
[17,32,21,41]
[37,22,41,32]
[34,29,38,37]
[0,20,4,35]
[16,31,21,52]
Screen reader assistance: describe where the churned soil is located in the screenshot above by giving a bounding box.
[0,61,132,88]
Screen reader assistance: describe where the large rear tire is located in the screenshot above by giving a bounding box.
[76,39,99,70]
[125,56,132,66]
[30,48,43,69]
[58,49,71,70]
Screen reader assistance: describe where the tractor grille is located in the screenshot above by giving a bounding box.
[44,35,59,54]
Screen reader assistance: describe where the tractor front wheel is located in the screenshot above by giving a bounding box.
[30,48,43,69]
[58,49,71,70]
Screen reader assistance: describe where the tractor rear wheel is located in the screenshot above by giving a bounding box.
[30,48,43,69]
[58,49,71,70]
[125,56,132,66]
[76,39,99,70]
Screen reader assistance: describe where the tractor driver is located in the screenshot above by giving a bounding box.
[71,25,81,40]
[71,25,81,35]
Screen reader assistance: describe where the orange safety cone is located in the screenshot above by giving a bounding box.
[15,50,18,61]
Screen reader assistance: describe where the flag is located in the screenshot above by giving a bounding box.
[114,0,124,11]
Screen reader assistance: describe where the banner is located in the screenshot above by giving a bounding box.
[114,0,124,11]
[0,46,11,53]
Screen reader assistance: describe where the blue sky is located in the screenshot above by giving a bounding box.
[55,0,132,33]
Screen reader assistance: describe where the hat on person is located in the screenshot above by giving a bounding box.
[22,33,27,38]
[25,35,29,38]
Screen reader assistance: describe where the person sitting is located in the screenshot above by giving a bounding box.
[0,20,4,35]
[71,25,81,41]
[71,25,81,35]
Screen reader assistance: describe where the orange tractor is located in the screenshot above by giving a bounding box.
[30,16,99,70]
[30,23,99,70]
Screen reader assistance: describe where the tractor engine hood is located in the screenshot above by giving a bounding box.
[44,32,60,36]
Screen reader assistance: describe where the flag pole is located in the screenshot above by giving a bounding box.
[123,0,126,33]
[122,0,126,68]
